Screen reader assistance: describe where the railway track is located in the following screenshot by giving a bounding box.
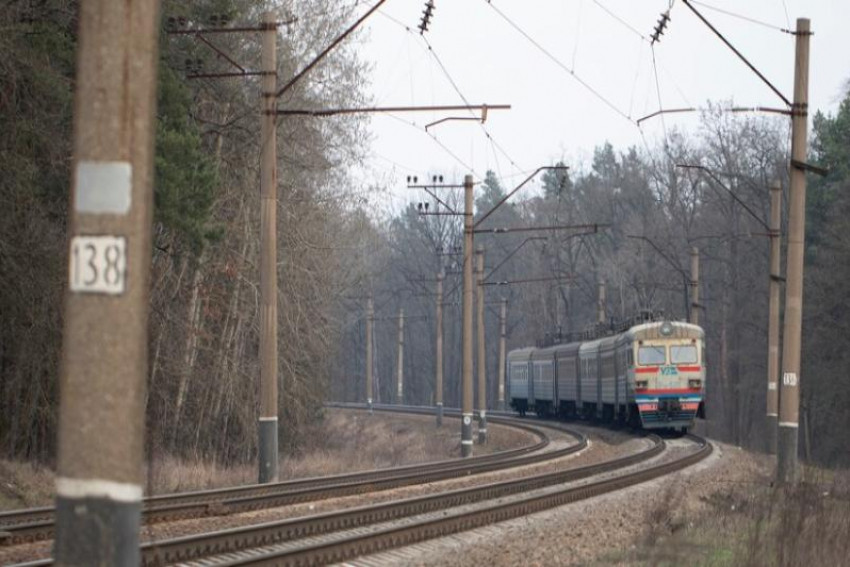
[0,408,580,546]
[5,407,710,567]
[139,434,706,567]
[9,414,677,567]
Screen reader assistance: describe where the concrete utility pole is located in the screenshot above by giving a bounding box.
[396,307,405,404]
[54,1,160,564]
[366,297,374,414]
[461,174,475,457]
[766,181,782,455]
[690,247,700,326]
[597,280,606,325]
[476,246,488,444]
[498,298,508,411]
[435,272,444,426]
[258,11,279,485]
[778,18,810,484]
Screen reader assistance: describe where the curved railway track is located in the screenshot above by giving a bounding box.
[146,434,707,567]
[5,407,712,567]
[0,409,580,546]
[10,407,693,567]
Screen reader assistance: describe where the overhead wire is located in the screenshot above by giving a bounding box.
[367,2,522,183]
[779,0,791,30]
[572,0,583,71]
[627,36,645,119]
[654,49,694,108]
[420,35,523,176]
[689,0,793,34]
[374,2,513,168]
[651,46,670,145]
[485,0,635,126]
[357,2,488,180]
[383,112,482,180]
[591,0,647,41]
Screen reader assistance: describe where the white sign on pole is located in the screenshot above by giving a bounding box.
[69,236,128,295]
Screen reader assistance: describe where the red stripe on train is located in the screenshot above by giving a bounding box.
[677,365,701,372]
[635,367,658,374]
[635,388,702,394]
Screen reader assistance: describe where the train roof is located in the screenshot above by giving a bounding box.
[625,320,704,341]
[578,338,604,354]
[506,347,536,360]
[509,320,704,360]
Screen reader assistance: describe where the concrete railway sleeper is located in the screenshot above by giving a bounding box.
[0,409,580,546]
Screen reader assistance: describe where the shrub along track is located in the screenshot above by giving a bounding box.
[0,407,578,547]
[10,405,699,567]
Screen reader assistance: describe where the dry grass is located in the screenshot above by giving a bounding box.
[606,469,850,566]
[0,459,54,509]
[0,410,534,507]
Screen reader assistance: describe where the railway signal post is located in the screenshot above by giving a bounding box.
[396,307,405,404]
[498,298,508,411]
[766,182,782,455]
[54,1,161,564]
[258,10,279,485]
[476,246,488,444]
[461,174,475,457]
[778,18,811,483]
[435,272,444,426]
[367,297,374,414]
[690,247,700,326]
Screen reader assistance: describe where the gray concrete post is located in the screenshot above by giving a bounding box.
[461,175,474,457]
[767,182,782,455]
[258,11,279,484]
[778,18,810,484]
[436,272,444,426]
[476,247,488,444]
[54,1,161,564]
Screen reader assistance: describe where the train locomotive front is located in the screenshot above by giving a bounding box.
[507,320,705,431]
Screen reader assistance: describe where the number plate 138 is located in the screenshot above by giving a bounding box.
[69,236,127,295]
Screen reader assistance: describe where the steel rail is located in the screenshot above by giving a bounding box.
[7,411,660,567]
[133,432,663,566]
[0,411,570,545]
[185,436,710,567]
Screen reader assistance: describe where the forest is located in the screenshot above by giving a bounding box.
[1,0,849,470]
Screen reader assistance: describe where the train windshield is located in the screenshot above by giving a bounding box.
[670,345,698,364]
[637,345,666,365]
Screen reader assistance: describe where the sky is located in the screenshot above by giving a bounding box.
[343,0,850,212]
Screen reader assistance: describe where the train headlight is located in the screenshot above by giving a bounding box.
[636,380,648,389]
[688,379,702,388]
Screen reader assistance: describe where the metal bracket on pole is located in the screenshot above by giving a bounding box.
[790,159,828,177]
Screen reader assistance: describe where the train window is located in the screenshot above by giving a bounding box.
[671,345,698,364]
[638,345,666,365]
